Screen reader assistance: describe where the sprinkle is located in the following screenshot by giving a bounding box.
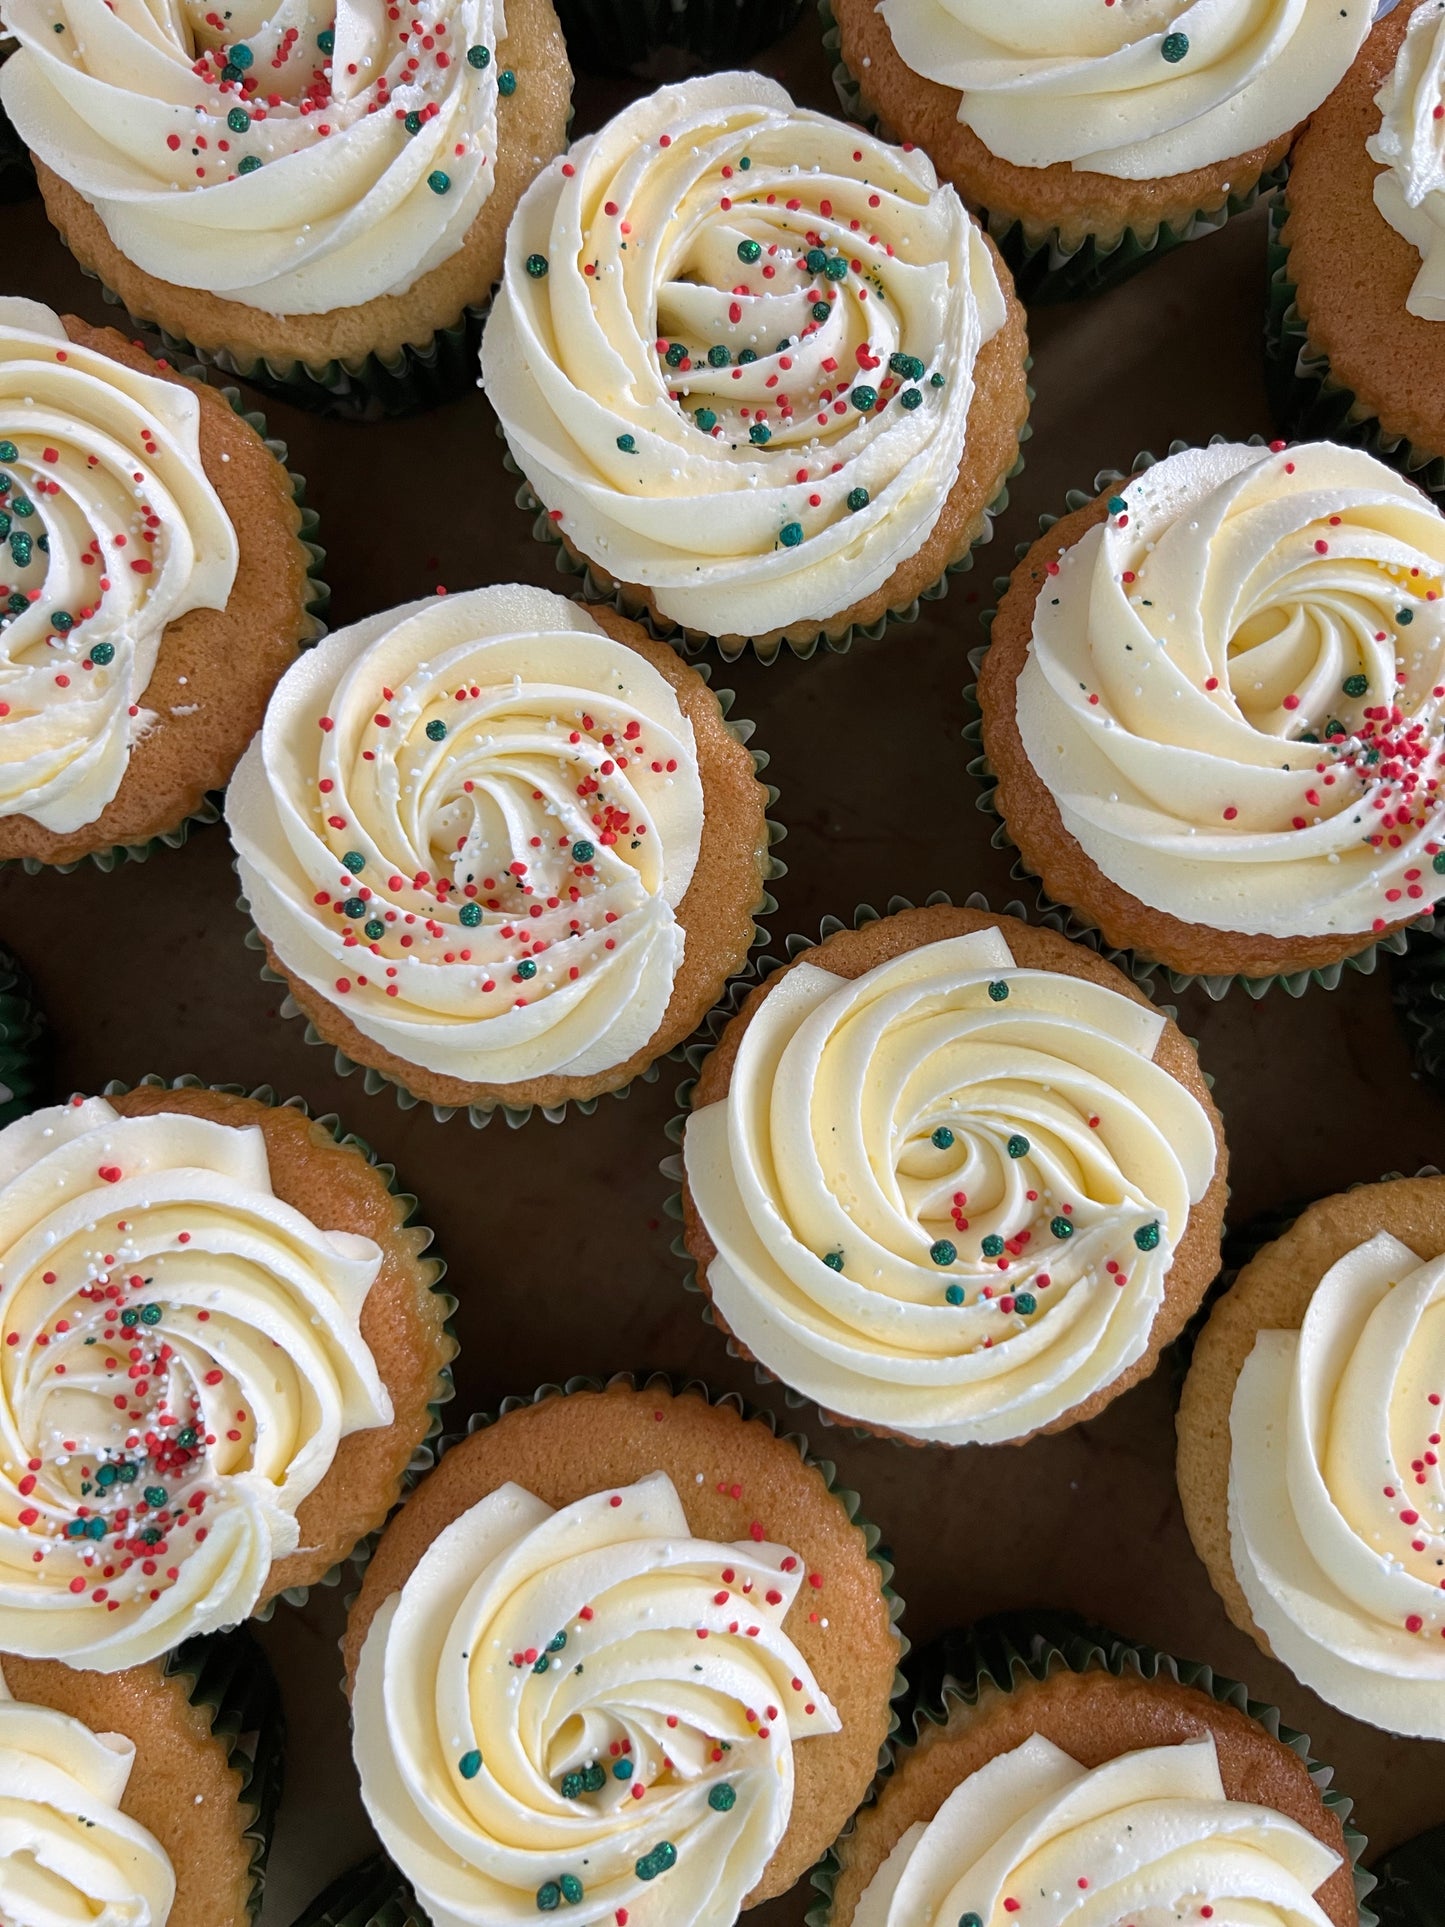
[986,980,1009,1002]
[238,155,262,174]
[1134,1221,1161,1251]
[498,67,516,94]
[459,1750,483,1779]
[1161,30,1189,59]
[428,171,452,194]
[616,434,636,453]
[1051,1216,1074,1239]
[467,43,491,65]
[635,1844,677,1882]
[779,522,803,548]
[526,253,549,278]
[1343,674,1368,698]
[89,642,115,666]
[708,1784,736,1811]
[425,719,448,741]
[849,384,877,411]
[929,1239,957,1266]
[737,239,762,264]
[931,1126,955,1148]
[847,487,869,511]
[749,424,771,445]
[1007,1134,1029,1159]
[822,1250,845,1272]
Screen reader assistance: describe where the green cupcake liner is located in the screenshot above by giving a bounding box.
[1372,1824,1445,1927]
[98,1073,457,1614]
[235,667,786,1126]
[962,437,1439,1000]
[290,1855,425,1927]
[6,367,328,876]
[0,940,45,1127]
[502,400,1031,666]
[554,0,806,74]
[0,40,35,206]
[819,0,1286,307]
[1265,190,1445,499]
[808,1609,1378,1927]
[662,888,1212,1445]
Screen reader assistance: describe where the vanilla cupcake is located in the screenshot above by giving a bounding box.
[0,1085,452,1671]
[0,297,320,870]
[679,905,1227,1447]
[1179,1173,1445,1740]
[226,584,773,1120]
[1,0,571,411]
[829,0,1373,300]
[482,73,1029,661]
[978,438,1445,987]
[341,1379,903,1923]
[0,1630,281,1927]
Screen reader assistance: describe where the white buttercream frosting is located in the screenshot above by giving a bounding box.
[851,1732,1340,1927]
[1015,440,1445,943]
[1370,0,1445,320]
[0,1097,391,1671]
[480,72,1009,641]
[1230,1229,1445,1738]
[0,0,505,317]
[0,1663,176,1926]
[875,0,1372,182]
[226,584,706,1090]
[352,1472,839,1926]
[0,298,237,837]
[682,926,1217,1445]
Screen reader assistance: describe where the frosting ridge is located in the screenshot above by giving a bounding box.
[1370,0,1445,320]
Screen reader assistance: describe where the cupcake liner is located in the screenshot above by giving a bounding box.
[662,888,1211,1445]
[7,371,328,876]
[503,407,1031,666]
[962,437,1440,1000]
[819,0,1286,306]
[1392,922,1445,1094]
[0,941,46,1127]
[290,1855,425,1927]
[552,0,806,75]
[1265,192,1445,500]
[167,1622,287,1921]
[808,1609,1378,1927]
[235,669,786,1127]
[1372,1825,1445,1927]
[0,41,35,206]
[99,1073,457,1613]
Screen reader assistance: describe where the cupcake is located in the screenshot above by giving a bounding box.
[553,0,804,79]
[481,73,1029,662]
[820,1616,1367,1927]
[0,1626,281,1927]
[0,0,571,412]
[0,297,319,871]
[226,583,774,1120]
[1271,0,1445,493]
[342,1379,903,1922]
[1373,1822,1445,1926]
[1178,1172,1445,1740]
[0,938,44,1126]
[678,904,1227,1447]
[978,438,1445,988]
[0,1083,453,1670]
[827,0,1371,301]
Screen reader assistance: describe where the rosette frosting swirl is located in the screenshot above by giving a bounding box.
[1230,1231,1445,1737]
[682,927,1217,1445]
[875,0,1371,181]
[0,1097,391,1672]
[1370,0,1445,320]
[0,298,237,837]
[481,73,1007,640]
[0,0,504,316]
[352,1473,839,1925]
[0,1663,175,1926]
[851,1734,1340,1927]
[226,585,705,1089]
[1015,441,1445,942]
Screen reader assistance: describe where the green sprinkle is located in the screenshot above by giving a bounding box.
[1343,673,1368,697]
[537,1884,561,1912]
[1133,1221,1161,1252]
[560,1877,583,1905]
[364,919,385,941]
[459,902,482,928]
[779,521,803,548]
[342,850,366,873]
[0,514,9,540]
[425,718,448,741]
[822,1250,845,1272]
[343,896,367,920]
[931,1126,955,1149]
[118,1462,137,1485]
[960,1911,983,1925]
[317,27,335,52]
[459,1750,483,1779]
[10,533,30,568]
[86,1515,106,1539]
[96,1463,119,1488]
[5,594,23,614]
[1051,1216,1074,1239]
[1013,1291,1037,1316]
[238,155,262,174]
[737,238,762,263]
[548,1631,567,1652]
[50,610,72,631]
[227,107,250,133]
[636,1844,677,1882]
[708,344,731,367]
[614,1757,634,1780]
[664,342,687,368]
[143,1486,167,1507]
[140,1303,162,1325]
[749,423,771,445]
[1007,1134,1029,1159]
[88,642,115,666]
[1398,607,1415,625]
[616,434,636,453]
[178,1426,198,1448]
[525,251,549,278]
[695,408,718,433]
[222,61,243,80]
[1160,30,1189,60]
[981,1234,1005,1258]
[847,486,870,512]
[120,1308,139,1328]
[1108,496,1127,515]
[850,384,877,411]
[987,980,1009,1002]
[708,1784,737,1812]
[930,1238,957,1266]
[738,348,757,364]
[812,300,831,322]
[467,43,491,65]
[806,248,828,272]
[10,498,31,518]
[898,387,921,410]
[498,67,516,93]
[516,959,537,981]
[1434,852,1445,875]
[228,41,253,66]
[0,443,15,463]
[930,371,945,387]
[738,156,750,169]
[945,1283,965,1305]
[823,255,848,280]
[572,840,595,863]
[889,351,924,380]
[1325,718,1347,739]
[428,170,451,194]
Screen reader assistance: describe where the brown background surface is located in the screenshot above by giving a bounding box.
[3,12,1444,1921]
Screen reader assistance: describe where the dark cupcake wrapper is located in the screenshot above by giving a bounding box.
[236,668,786,1127]
[1265,190,1445,499]
[1372,1824,1445,1927]
[502,399,1031,666]
[0,40,35,206]
[289,1855,425,1927]
[0,940,45,1127]
[808,1609,1378,1927]
[553,0,806,75]
[819,0,1286,307]
[7,370,328,876]
[963,436,1439,1000]
[98,1073,457,1612]
[1392,921,1445,1094]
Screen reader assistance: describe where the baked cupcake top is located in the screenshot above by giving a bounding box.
[1369,0,1445,320]
[352,1471,839,1924]
[849,1733,1341,1925]
[0,297,236,838]
[227,584,707,1090]
[0,1662,176,1924]
[0,1096,391,1671]
[0,0,506,316]
[481,72,1007,640]
[683,922,1218,1445]
[1015,440,1445,944]
[1230,1228,1445,1738]
[875,0,1373,180]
